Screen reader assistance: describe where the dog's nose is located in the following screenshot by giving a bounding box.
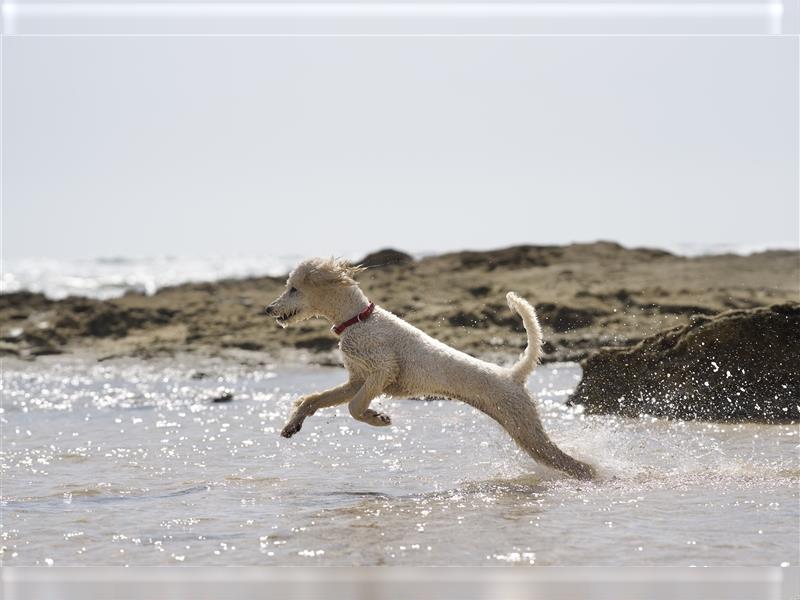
[265,305,274,315]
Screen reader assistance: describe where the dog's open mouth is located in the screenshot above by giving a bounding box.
[276,309,298,327]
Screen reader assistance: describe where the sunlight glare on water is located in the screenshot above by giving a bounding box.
[1,356,797,566]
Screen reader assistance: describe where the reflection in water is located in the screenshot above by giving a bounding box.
[1,356,797,566]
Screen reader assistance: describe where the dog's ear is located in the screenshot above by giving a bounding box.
[326,258,364,286]
[298,257,364,288]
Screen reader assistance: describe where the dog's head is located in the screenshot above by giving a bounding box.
[265,257,365,327]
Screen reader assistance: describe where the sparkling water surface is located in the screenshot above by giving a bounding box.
[1,357,797,566]
[0,256,303,299]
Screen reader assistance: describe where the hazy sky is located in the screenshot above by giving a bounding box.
[4,35,798,259]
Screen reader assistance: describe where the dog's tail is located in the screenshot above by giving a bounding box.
[506,292,543,384]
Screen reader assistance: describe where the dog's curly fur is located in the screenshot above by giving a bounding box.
[266,257,596,480]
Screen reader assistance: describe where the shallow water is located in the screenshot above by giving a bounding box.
[1,356,797,566]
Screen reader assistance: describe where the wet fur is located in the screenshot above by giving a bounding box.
[266,258,596,480]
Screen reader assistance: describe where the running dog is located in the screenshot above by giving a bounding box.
[266,258,596,480]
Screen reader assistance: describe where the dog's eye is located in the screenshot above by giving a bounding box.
[289,287,297,293]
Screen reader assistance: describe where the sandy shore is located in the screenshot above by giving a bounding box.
[1,242,798,366]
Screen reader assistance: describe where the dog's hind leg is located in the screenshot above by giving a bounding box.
[348,373,393,427]
[512,426,596,480]
[474,389,596,480]
[281,380,359,438]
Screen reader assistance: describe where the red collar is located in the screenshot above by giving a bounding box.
[332,302,375,335]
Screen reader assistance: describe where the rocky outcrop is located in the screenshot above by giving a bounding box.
[567,303,800,422]
[358,249,413,269]
[0,292,178,357]
[1,245,797,367]
[439,241,673,272]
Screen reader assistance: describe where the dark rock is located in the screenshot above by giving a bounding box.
[468,286,492,298]
[451,245,559,271]
[477,303,520,329]
[85,306,175,338]
[55,315,80,329]
[0,291,53,311]
[537,303,607,333]
[231,341,264,351]
[20,330,65,356]
[66,299,98,314]
[29,345,63,356]
[614,289,634,304]
[23,328,66,346]
[635,302,718,316]
[86,309,131,338]
[211,392,234,403]
[358,249,413,269]
[577,288,636,305]
[655,304,718,316]
[447,311,487,328]
[568,303,800,422]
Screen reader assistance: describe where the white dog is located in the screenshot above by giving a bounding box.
[266,258,596,480]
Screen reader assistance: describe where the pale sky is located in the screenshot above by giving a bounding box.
[3,35,798,259]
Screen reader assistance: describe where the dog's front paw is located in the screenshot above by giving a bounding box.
[363,409,392,426]
[280,421,302,438]
[361,408,392,427]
